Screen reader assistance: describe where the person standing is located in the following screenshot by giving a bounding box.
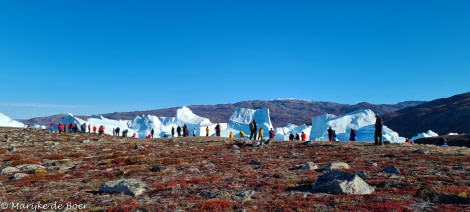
[269,128,276,139]
[193,128,196,137]
[301,131,307,141]
[150,128,154,138]
[289,132,294,141]
[229,131,234,139]
[327,126,334,141]
[215,124,221,137]
[249,119,257,140]
[171,127,175,138]
[177,126,181,137]
[349,128,357,141]
[98,125,105,135]
[240,130,246,138]
[206,126,210,136]
[88,124,91,133]
[93,126,97,134]
[185,127,190,137]
[374,115,383,145]
[58,123,63,133]
[258,128,264,140]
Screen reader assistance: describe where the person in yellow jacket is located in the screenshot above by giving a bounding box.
[258,128,264,140]
[206,126,210,136]
[240,130,246,138]
[229,131,234,139]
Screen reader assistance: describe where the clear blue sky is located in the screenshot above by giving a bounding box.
[1,0,469,119]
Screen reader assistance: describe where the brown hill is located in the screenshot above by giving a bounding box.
[383,92,470,138]
[24,99,423,128]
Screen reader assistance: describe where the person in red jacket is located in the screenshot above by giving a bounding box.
[58,123,64,133]
[98,125,105,135]
[301,131,307,141]
[93,126,97,133]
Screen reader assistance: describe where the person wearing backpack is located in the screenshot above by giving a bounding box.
[249,119,257,140]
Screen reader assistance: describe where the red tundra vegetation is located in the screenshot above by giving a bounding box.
[0,127,469,211]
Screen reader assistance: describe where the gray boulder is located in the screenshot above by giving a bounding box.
[99,179,146,196]
[312,171,374,195]
[324,162,350,171]
[301,162,319,170]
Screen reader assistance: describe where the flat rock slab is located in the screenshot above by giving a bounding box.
[1,166,20,175]
[99,179,146,196]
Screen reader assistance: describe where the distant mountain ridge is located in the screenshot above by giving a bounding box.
[24,99,424,128]
[382,92,470,138]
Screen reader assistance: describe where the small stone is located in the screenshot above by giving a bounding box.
[151,165,167,172]
[204,162,215,167]
[365,162,378,167]
[250,160,261,165]
[324,162,350,171]
[301,162,319,170]
[382,166,401,174]
[188,168,200,173]
[237,190,255,198]
[13,173,29,181]
[416,149,429,154]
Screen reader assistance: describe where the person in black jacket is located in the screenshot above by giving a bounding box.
[327,126,334,141]
[289,132,294,141]
[249,119,257,140]
[177,126,181,137]
[374,115,383,145]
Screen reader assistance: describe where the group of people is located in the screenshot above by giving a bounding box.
[47,115,393,143]
[288,131,307,141]
[50,122,104,134]
[49,122,136,138]
[324,114,383,143]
